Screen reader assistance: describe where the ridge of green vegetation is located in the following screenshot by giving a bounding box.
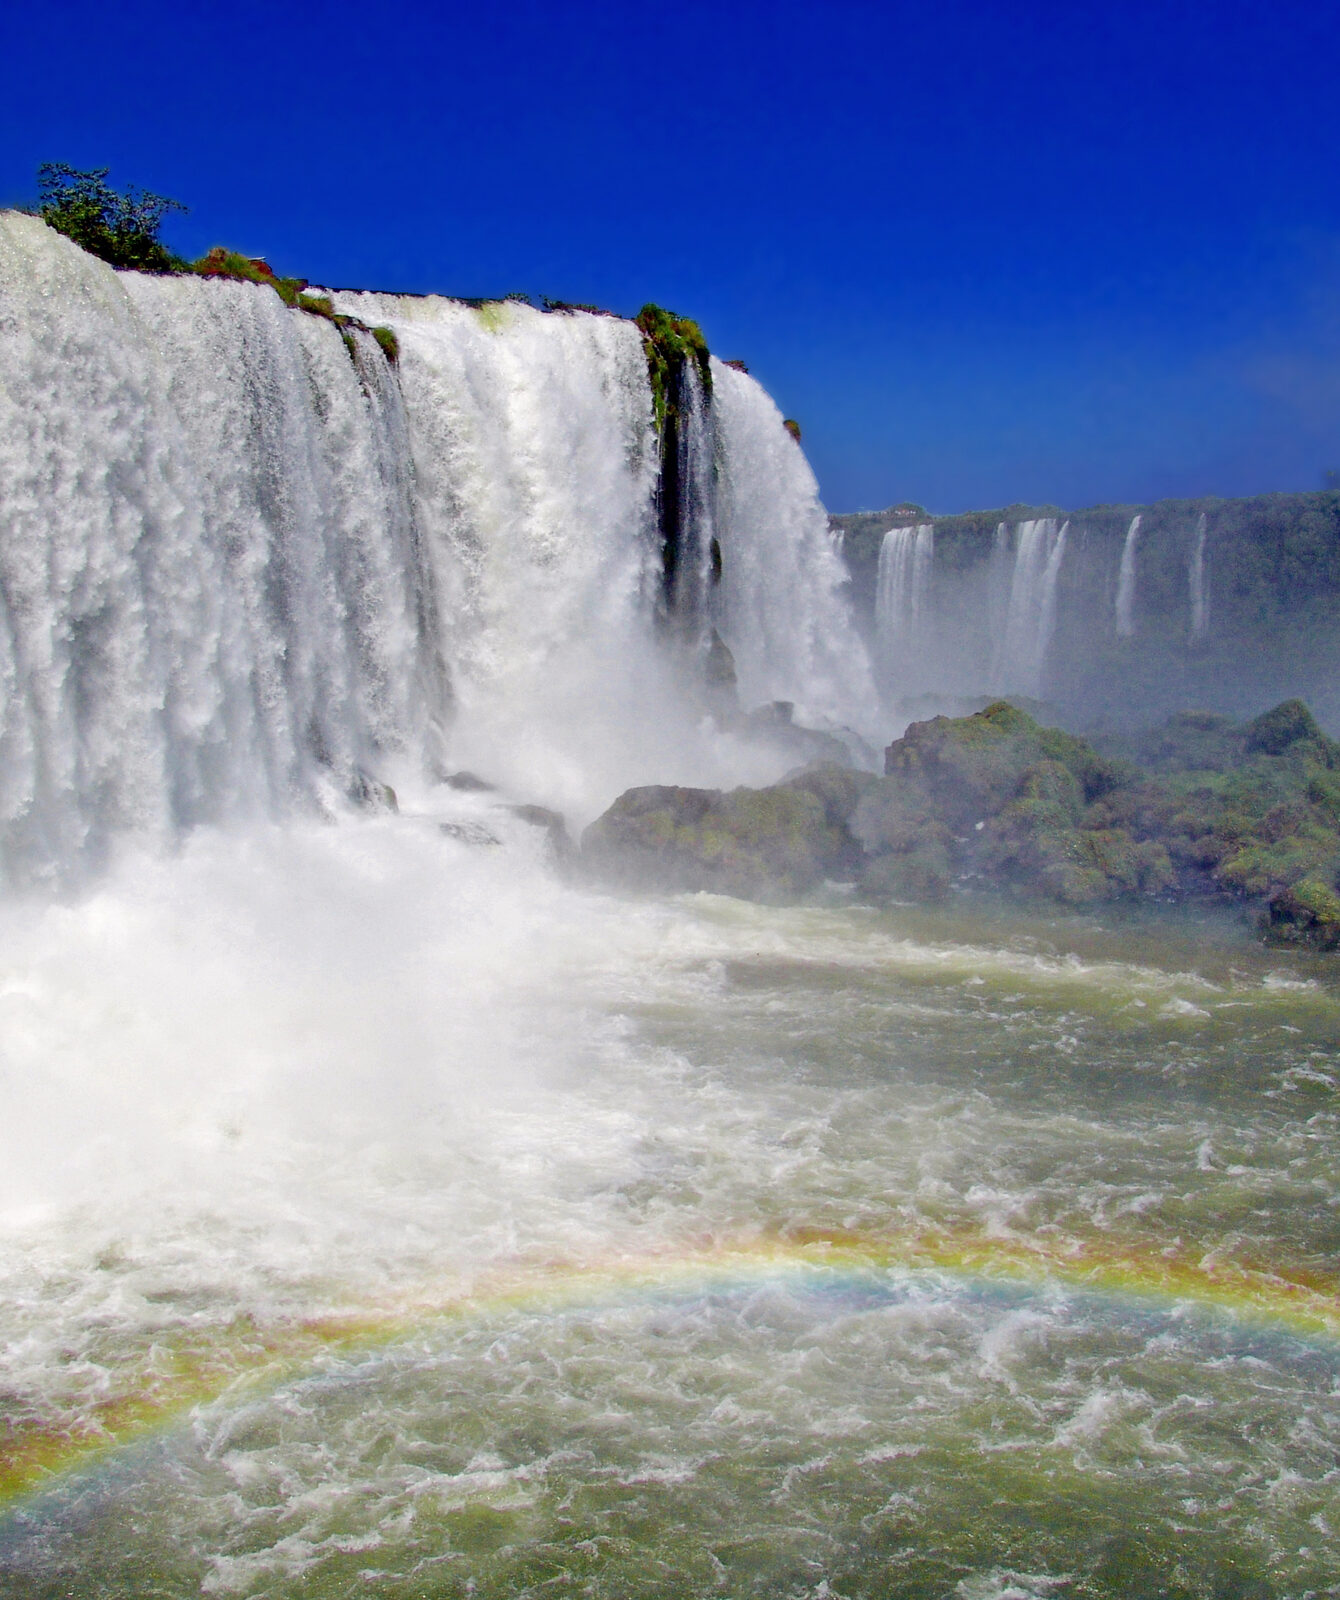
[31,167,400,365]
[191,248,398,362]
[27,169,735,396]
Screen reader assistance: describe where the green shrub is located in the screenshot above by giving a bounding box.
[37,163,186,272]
[372,326,400,363]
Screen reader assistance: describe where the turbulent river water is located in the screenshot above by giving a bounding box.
[1,213,1338,1599]
[0,815,1337,1598]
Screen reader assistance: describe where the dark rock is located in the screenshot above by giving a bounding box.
[508,804,576,865]
[703,628,738,715]
[350,770,398,812]
[1263,878,1340,949]
[444,771,496,792]
[742,701,854,768]
[582,781,856,898]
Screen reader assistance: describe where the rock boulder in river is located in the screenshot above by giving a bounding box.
[583,698,1340,950]
[581,779,859,897]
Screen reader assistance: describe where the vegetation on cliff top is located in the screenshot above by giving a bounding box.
[635,304,712,434]
[37,163,187,273]
[31,167,401,363]
[30,169,737,399]
[191,248,398,361]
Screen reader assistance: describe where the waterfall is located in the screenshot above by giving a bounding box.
[0,212,438,884]
[1189,511,1209,638]
[0,214,876,880]
[325,285,668,814]
[711,358,878,733]
[874,524,934,692]
[1115,513,1142,637]
[991,518,1068,697]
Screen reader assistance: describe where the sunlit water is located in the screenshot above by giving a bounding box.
[1,810,1337,1599]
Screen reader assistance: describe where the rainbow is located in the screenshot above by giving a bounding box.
[3,1223,1337,1506]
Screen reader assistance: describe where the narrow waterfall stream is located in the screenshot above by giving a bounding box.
[1,215,1338,1600]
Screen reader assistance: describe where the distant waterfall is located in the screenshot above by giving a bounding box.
[875,525,934,688]
[1189,512,1209,638]
[992,518,1068,697]
[0,213,875,881]
[1115,513,1142,637]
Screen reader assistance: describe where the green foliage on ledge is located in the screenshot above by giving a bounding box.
[635,304,712,433]
[193,247,306,303]
[191,248,399,365]
[37,163,186,273]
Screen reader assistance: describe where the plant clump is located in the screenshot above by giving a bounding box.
[37,163,186,273]
[192,248,399,366]
[635,304,712,434]
[194,247,307,304]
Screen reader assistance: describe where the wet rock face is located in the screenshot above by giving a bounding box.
[583,698,1340,949]
[507,804,577,866]
[581,781,858,899]
[884,700,1129,824]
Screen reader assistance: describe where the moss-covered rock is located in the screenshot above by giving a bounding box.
[586,699,1340,949]
[581,781,856,898]
[873,698,1340,941]
[1263,877,1340,949]
[1243,698,1324,757]
[858,840,953,902]
[635,304,711,435]
[883,701,1129,828]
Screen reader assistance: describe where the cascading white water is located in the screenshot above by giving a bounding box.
[711,358,878,733]
[671,358,719,630]
[1115,512,1142,637]
[1189,510,1209,638]
[324,287,679,816]
[0,217,879,877]
[0,212,438,884]
[874,524,934,690]
[991,517,1068,697]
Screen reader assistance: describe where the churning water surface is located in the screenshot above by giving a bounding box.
[0,812,1337,1599]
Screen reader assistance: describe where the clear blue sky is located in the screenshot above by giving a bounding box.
[4,0,1338,513]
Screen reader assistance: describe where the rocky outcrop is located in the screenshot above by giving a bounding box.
[581,698,1340,950]
[581,779,859,899]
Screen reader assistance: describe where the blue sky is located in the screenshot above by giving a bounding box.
[4,0,1338,513]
